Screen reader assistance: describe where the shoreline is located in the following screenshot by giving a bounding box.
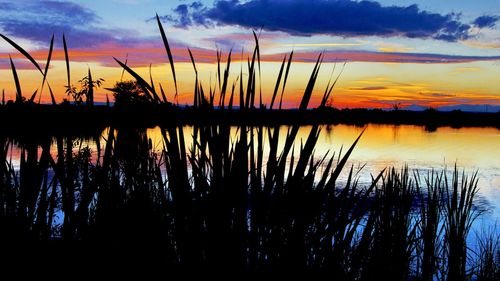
[0,104,498,136]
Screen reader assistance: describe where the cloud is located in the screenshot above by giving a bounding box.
[378,47,414,53]
[473,15,499,28]
[280,43,363,47]
[419,92,456,98]
[367,97,470,108]
[463,40,500,49]
[173,4,192,27]
[1,45,499,70]
[261,50,500,64]
[451,67,482,74]
[0,0,142,48]
[0,44,218,69]
[156,1,208,28]
[350,86,387,91]
[162,0,480,42]
[0,59,39,70]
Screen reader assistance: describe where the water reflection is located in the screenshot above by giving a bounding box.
[152,123,500,221]
[5,124,499,210]
[7,124,500,217]
[0,123,498,276]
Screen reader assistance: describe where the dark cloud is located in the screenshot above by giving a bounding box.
[1,20,121,48]
[162,0,481,42]
[190,1,204,10]
[0,0,140,48]
[173,4,192,27]
[473,15,499,28]
[156,1,207,27]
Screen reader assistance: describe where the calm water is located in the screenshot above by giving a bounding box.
[318,125,500,227]
[146,124,500,226]
[9,123,499,232]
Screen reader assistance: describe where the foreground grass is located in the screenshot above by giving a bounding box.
[0,14,498,279]
[0,124,498,279]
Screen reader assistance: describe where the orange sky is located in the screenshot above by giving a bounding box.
[1,50,499,109]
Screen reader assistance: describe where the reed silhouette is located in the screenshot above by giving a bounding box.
[0,15,498,279]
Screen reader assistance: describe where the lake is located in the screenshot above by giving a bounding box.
[7,123,499,226]
[318,124,500,228]
[144,124,500,227]
[2,122,499,276]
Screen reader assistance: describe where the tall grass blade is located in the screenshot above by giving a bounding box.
[245,50,257,109]
[0,33,43,74]
[219,49,232,108]
[321,62,346,107]
[120,53,128,81]
[148,63,161,103]
[187,48,198,75]
[87,68,94,106]
[40,34,54,98]
[156,14,178,100]
[188,48,199,107]
[299,53,323,111]
[217,49,221,91]
[113,57,155,101]
[279,50,293,109]
[48,84,57,105]
[159,83,168,104]
[9,56,22,103]
[228,79,237,110]
[329,128,365,184]
[253,31,263,108]
[29,90,38,103]
[239,65,244,109]
[63,34,71,89]
[270,55,286,109]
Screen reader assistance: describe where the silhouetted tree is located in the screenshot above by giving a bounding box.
[65,70,104,106]
[108,80,150,107]
[392,102,402,111]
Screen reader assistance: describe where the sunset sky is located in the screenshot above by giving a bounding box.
[0,0,499,109]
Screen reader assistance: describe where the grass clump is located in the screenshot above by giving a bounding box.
[0,15,496,279]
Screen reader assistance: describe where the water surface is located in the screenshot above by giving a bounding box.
[292,124,500,228]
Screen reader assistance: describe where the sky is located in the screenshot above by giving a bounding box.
[0,0,499,109]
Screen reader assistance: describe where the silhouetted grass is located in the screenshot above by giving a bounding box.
[0,16,497,279]
[0,122,495,278]
[415,169,443,281]
[475,227,500,281]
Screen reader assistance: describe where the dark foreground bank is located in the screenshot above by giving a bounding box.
[0,104,498,136]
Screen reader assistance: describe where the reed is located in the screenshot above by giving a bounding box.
[415,169,443,281]
[475,227,500,281]
[0,117,493,278]
[0,17,496,279]
[444,167,481,281]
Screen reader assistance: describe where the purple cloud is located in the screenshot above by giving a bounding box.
[0,0,142,48]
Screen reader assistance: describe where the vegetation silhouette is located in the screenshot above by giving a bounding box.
[65,71,104,106]
[0,14,498,279]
